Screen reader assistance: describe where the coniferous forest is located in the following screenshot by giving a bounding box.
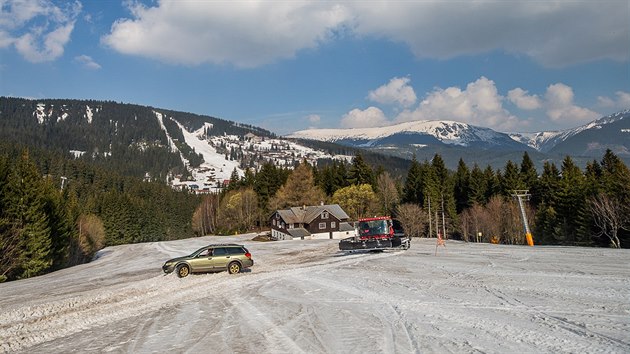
[1,96,629,282]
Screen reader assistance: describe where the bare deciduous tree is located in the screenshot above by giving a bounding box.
[192,193,220,236]
[332,184,378,220]
[376,172,400,215]
[396,203,428,238]
[589,193,629,248]
[218,187,259,233]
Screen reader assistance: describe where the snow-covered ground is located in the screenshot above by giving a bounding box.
[1,237,628,353]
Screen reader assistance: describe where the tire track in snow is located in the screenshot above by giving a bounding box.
[0,247,397,353]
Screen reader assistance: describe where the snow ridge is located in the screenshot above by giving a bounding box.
[509,109,629,152]
[288,120,507,147]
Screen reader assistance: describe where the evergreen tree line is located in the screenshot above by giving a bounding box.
[194,151,630,250]
[2,139,628,282]
[0,144,199,282]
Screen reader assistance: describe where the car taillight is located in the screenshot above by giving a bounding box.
[245,252,252,259]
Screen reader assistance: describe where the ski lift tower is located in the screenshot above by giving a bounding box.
[512,190,534,246]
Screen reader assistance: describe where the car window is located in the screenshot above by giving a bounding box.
[198,248,212,257]
[213,247,228,256]
[227,247,244,255]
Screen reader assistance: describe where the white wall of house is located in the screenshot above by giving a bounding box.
[310,230,357,240]
[272,228,356,241]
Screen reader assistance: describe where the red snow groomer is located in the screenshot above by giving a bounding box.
[339,216,410,252]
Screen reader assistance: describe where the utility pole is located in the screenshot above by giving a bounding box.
[512,190,534,246]
[428,196,432,239]
[441,193,446,240]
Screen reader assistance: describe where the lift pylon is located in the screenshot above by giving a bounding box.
[512,190,534,246]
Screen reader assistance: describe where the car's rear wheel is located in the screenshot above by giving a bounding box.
[228,262,241,274]
[176,264,190,278]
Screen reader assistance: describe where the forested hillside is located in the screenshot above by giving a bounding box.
[0,97,275,181]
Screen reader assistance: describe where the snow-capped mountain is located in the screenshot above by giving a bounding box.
[288,120,528,151]
[509,109,629,153]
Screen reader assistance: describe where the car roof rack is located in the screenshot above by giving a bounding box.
[204,243,243,247]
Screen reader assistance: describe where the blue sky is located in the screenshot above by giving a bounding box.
[1,0,628,135]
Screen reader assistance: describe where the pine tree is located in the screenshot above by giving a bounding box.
[454,158,471,213]
[402,156,423,204]
[428,154,457,237]
[270,162,326,210]
[469,163,487,205]
[555,156,587,244]
[500,160,523,196]
[483,165,499,202]
[519,152,538,190]
[348,153,374,186]
[3,150,53,279]
[254,162,287,212]
[600,149,630,204]
[531,161,560,207]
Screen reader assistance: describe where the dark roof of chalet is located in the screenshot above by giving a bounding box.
[275,204,349,224]
[287,228,311,238]
[339,222,355,232]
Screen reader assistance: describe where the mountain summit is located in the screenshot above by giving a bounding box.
[509,109,630,153]
[288,120,527,151]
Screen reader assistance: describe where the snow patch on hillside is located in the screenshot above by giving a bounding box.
[35,103,46,124]
[85,105,93,124]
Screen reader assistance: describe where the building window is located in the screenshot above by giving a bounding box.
[319,222,326,229]
[322,211,329,219]
[294,223,299,229]
[281,222,285,229]
[331,221,336,229]
[272,219,276,226]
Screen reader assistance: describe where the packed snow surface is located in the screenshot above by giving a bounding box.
[1,236,628,353]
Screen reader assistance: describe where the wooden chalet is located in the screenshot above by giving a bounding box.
[270,204,356,240]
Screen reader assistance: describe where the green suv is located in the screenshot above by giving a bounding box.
[162,244,254,278]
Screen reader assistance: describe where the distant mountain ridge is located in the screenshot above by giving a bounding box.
[287,110,630,169]
[509,110,630,153]
[289,120,529,151]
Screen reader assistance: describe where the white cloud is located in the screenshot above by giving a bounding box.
[102,1,351,67]
[307,114,321,124]
[545,83,599,123]
[597,91,630,110]
[394,77,524,131]
[341,107,388,128]
[0,0,81,62]
[351,1,628,68]
[74,55,101,70]
[100,1,627,68]
[368,77,416,107]
[507,88,542,110]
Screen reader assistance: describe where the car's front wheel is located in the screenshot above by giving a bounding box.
[228,262,241,274]
[176,264,190,278]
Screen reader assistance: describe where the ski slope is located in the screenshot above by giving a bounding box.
[1,237,628,353]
